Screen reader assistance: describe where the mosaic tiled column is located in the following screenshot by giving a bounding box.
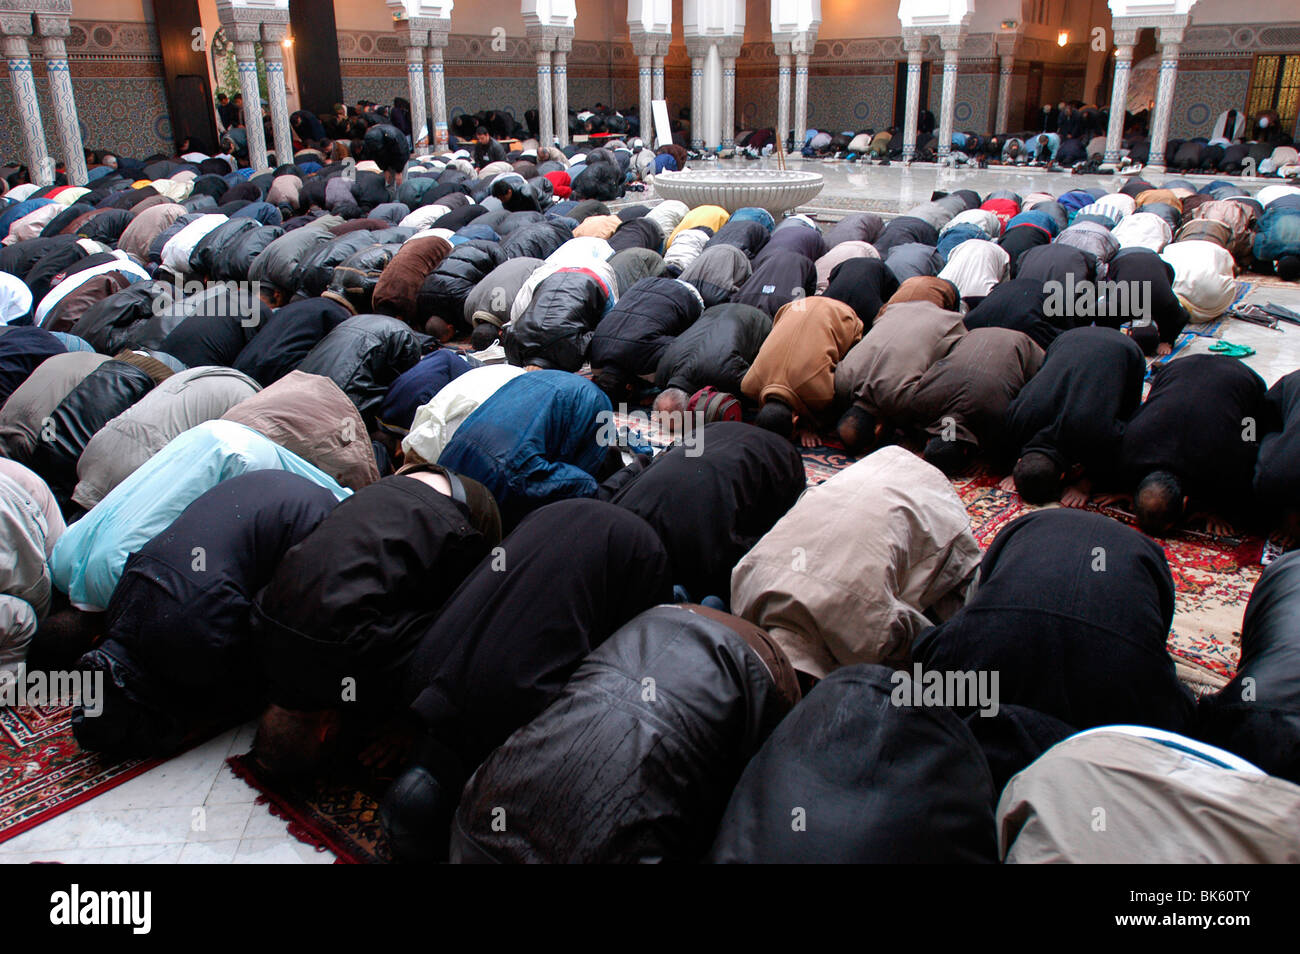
[2,22,51,184]
[689,53,704,151]
[936,36,962,162]
[261,24,294,166]
[1146,31,1182,174]
[232,38,269,172]
[793,48,810,150]
[36,15,86,186]
[902,41,923,163]
[402,35,429,149]
[721,55,737,151]
[652,52,665,102]
[995,53,1014,134]
[776,49,792,154]
[1103,40,1135,166]
[535,48,554,146]
[637,54,653,141]
[427,36,448,151]
[553,43,570,148]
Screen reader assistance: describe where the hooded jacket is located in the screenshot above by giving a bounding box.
[451,604,800,863]
[418,240,506,330]
[732,447,979,678]
[731,252,816,317]
[0,350,109,464]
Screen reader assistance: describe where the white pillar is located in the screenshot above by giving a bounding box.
[652,52,665,101]
[902,41,923,163]
[1103,39,1135,166]
[776,48,792,154]
[36,16,87,186]
[232,37,269,172]
[403,35,429,149]
[535,48,554,146]
[689,56,704,150]
[937,36,962,162]
[553,44,570,148]
[261,24,294,166]
[793,47,810,150]
[1146,28,1183,174]
[721,53,737,151]
[995,53,1014,134]
[2,23,51,184]
[637,53,653,140]
[427,37,448,150]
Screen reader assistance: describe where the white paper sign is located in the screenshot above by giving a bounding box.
[652,99,672,150]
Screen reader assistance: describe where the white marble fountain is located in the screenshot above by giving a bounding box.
[650,168,825,216]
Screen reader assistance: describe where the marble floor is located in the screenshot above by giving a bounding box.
[0,722,337,864]
[672,155,1276,216]
[4,163,1299,865]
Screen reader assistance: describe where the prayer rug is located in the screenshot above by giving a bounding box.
[0,703,159,844]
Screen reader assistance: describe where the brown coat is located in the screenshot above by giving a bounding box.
[221,370,380,490]
[372,235,452,326]
[740,296,862,419]
[834,299,967,419]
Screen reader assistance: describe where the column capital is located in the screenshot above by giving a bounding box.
[395,24,429,47]
[936,26,966,52]
[260,20,288,45]
[994,31,1020,59]
[34,13,70,38]
[427,27,449,49]
[0,12,32,37]
[1157,25,1185,47]
[683,36,714,60]
[901,28,925,54]
[628,28,670,58]
[716,36,743,60]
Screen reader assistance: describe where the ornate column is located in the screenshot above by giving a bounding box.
[552,30,572,148]
[1,14,50,183]
[1146,23,1185,173]
[685,37,708,151]
[718,37,742,152]
[426,29,449,150]
[533,41,554,146]
[232,33,269,171]
[260,20,294,164]
[652,43,665,102]
[901,31,924,163]
[398,27,429,149]
[936,28,964,163]
[792,31,814,150]
[994,33,1019,135]
[35,14,86,185]
[774,38,792,154]
[1103,30,1137,166]
[630,31,657,144]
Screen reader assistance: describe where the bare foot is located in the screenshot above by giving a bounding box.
[797,427,821,448]
[998,475,1016,493]
[1156,342,1173,357]
[1060,486,1089,508]
[1203,514,1235,537]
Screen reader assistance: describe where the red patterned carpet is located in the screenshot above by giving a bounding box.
[0,703,159,844]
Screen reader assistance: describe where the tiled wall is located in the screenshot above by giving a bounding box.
[0,18,173,164]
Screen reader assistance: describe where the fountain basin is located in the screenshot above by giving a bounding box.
[652,169,825,215]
